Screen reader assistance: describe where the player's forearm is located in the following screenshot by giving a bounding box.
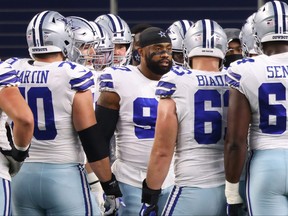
[224,141,247,183]
[11,108,34,147]
[89,157,112,182]
[146,152,173,190]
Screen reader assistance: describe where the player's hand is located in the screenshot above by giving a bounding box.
[226,203,246,216]
[103,195,125,215]
[2,124,30,162]
[140,179,161,216]
[1,125,30,176]
[2,154,23,177]
[139,203,157,216]
[100,173,124,216]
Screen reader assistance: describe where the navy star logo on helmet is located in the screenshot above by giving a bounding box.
[158,31,167,37]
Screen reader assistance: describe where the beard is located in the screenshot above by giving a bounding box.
[145,52,173,76]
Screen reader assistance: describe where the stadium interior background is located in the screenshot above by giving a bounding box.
[0,0,263,60]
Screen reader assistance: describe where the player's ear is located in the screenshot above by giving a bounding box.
[138,47,144,57]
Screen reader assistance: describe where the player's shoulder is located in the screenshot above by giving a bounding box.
[4,57,31,68]
[0,61,19,86]
[99,65,136,83]
[229,56,258,71]
[156,66,190,98]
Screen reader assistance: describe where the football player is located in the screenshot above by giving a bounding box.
[140,19,229,215]
[95,14,133,67]
[96,27,175,215]
[166,19,194,67]
[5,10,122,216]
[225,1,288,215]
[0,62,34,215]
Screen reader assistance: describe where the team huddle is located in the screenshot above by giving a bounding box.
[0,1,288,215]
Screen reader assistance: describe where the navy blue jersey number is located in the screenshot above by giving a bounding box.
[133,97,158,139]
[20,87,57,140]
[259,83,286,134]
[194,89,228,144]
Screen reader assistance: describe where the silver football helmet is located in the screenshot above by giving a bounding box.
[183,19,228,68]
[166,19,194,66]
[240,13,257,58]
[26,11,74,59]
[95,14,132,66]
[89,21,114,71]
[66,16,100,67]
[254,0,288,51]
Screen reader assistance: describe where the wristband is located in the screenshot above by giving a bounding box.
[87,172,99,185]
[100,173,122,197]
[225,180,243,204]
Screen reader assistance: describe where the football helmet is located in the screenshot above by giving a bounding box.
[166,20,194,66]
[239,14,257,58]
[26,11,74,59]
[95,14,132,66]
[183,19,227,68]
[89,21,114,71]
[254,0,288,45]
[66,16,99,67]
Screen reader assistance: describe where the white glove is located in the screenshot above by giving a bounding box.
[87,172,105,214]
[103,195,125,216]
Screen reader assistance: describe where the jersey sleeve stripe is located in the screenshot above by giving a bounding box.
[226,74,240,88]
[70,71,94,91]
[155,81,176,97]
[71,79,94,91]
[99,73,114,90]
[0,70,20,86]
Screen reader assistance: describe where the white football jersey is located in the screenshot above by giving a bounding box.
[0,61,20,180]
[227,53,288,150]
[5,57,95,164]
[98,65,174,188]
[157,66,228,188]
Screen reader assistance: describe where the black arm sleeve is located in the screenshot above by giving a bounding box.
[78,124,109,162]
[78,105,119,162]
[95,104,119,145]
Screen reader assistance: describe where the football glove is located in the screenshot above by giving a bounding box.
[87,172,105,214]
[139,179,161,216]
[1,124,30,176]
[100,173,125,216]
[227,203,247,216]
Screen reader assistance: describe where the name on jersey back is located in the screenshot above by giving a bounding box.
[17,70,49,84]
[196,74,228,86]
[267,65,288,79]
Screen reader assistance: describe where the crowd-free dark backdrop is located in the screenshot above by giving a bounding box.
[0,0,259,60]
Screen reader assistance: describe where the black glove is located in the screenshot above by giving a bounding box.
[227,203,247,216]
[1,123,30,176]
[139,179,161,216]
[1,142,30,162]
[100,173,124,216]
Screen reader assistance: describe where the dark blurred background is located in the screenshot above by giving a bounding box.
[0,0,265,60]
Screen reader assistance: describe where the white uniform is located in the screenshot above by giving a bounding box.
[99,65,174,188]
[5,57,100,216]
[226,53,288,215]
[99,65,174,216]
[157,66,228,215]
[5,58,91,164]
[227,53,288,150]
[157,66,228,188]
[0,62,20,216]
[0,62,20,182]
